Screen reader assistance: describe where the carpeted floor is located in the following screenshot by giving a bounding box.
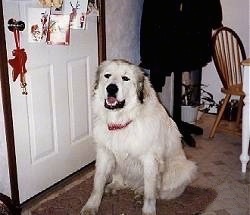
[31,173,217,215]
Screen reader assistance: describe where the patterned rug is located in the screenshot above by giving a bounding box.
[31,174,217,215]
[0,201,10,215]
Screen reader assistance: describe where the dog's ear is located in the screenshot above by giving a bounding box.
[137,76,144,104]
[93,61,110,93]
[93,66,101,92]
[137,70,149,104]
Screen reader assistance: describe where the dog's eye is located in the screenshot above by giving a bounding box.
[104,74,111,79]
[122,76,130,81]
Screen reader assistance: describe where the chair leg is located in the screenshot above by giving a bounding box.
[236,95,244,127]
[209,94,231,138]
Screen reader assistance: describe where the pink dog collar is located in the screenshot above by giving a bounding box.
[107,120,132,131]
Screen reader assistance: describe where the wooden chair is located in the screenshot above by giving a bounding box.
[209,26,246,138]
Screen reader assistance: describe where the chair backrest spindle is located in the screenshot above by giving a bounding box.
[212,27,246,91]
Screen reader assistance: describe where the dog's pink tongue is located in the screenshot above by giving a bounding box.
[107,97,117,104]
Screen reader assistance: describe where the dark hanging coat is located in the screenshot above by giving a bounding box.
[140,0,223,92]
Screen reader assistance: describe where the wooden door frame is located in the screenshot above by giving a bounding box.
[0,0,106,214]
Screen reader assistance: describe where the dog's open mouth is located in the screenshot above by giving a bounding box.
[104,97,125,110]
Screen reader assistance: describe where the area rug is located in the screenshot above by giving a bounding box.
[0,193,12,215]
[0,201,10,215]
[31,174,217,215]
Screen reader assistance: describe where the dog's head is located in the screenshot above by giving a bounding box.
[94,59,147,110]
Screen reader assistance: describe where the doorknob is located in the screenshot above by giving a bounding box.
[8,18,25,32]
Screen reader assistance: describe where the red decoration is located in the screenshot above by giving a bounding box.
[8,29,28,94]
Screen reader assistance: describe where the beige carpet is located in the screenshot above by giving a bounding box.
[31,174,217,215]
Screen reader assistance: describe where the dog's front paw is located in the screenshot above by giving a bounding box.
[80,206,97,215]
[142,199,156,215]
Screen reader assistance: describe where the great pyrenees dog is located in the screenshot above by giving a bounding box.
[81,59,197,215]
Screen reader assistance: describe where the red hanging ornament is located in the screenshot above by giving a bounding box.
[8,27,28,95]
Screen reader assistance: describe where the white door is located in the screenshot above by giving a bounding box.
[3,0,98,202]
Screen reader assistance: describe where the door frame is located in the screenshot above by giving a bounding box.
[0,0,106,214]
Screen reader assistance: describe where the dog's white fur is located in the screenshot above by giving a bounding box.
[80,59,197,215]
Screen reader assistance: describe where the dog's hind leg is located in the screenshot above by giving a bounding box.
[80,147,115,215]
[160,157,197,200]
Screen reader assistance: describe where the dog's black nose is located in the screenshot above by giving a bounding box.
[106,84,118,96]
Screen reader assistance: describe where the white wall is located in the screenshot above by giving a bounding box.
[202,0,250,112]
[105,0,144,64]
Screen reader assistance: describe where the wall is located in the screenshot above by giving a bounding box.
[105,0,144,64]
[202,0,250,112]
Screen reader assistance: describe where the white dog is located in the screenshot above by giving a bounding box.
[80,59,197,215]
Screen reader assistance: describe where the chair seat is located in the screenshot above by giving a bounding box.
[221,85,245,96]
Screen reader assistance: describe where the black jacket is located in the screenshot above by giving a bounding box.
[140,0,223,91]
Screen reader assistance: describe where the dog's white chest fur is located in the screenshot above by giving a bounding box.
[114,151,144,187]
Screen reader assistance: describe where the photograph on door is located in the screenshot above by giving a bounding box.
[28,0,99,44]
[28,8,50,43]
[46,14,70,45]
